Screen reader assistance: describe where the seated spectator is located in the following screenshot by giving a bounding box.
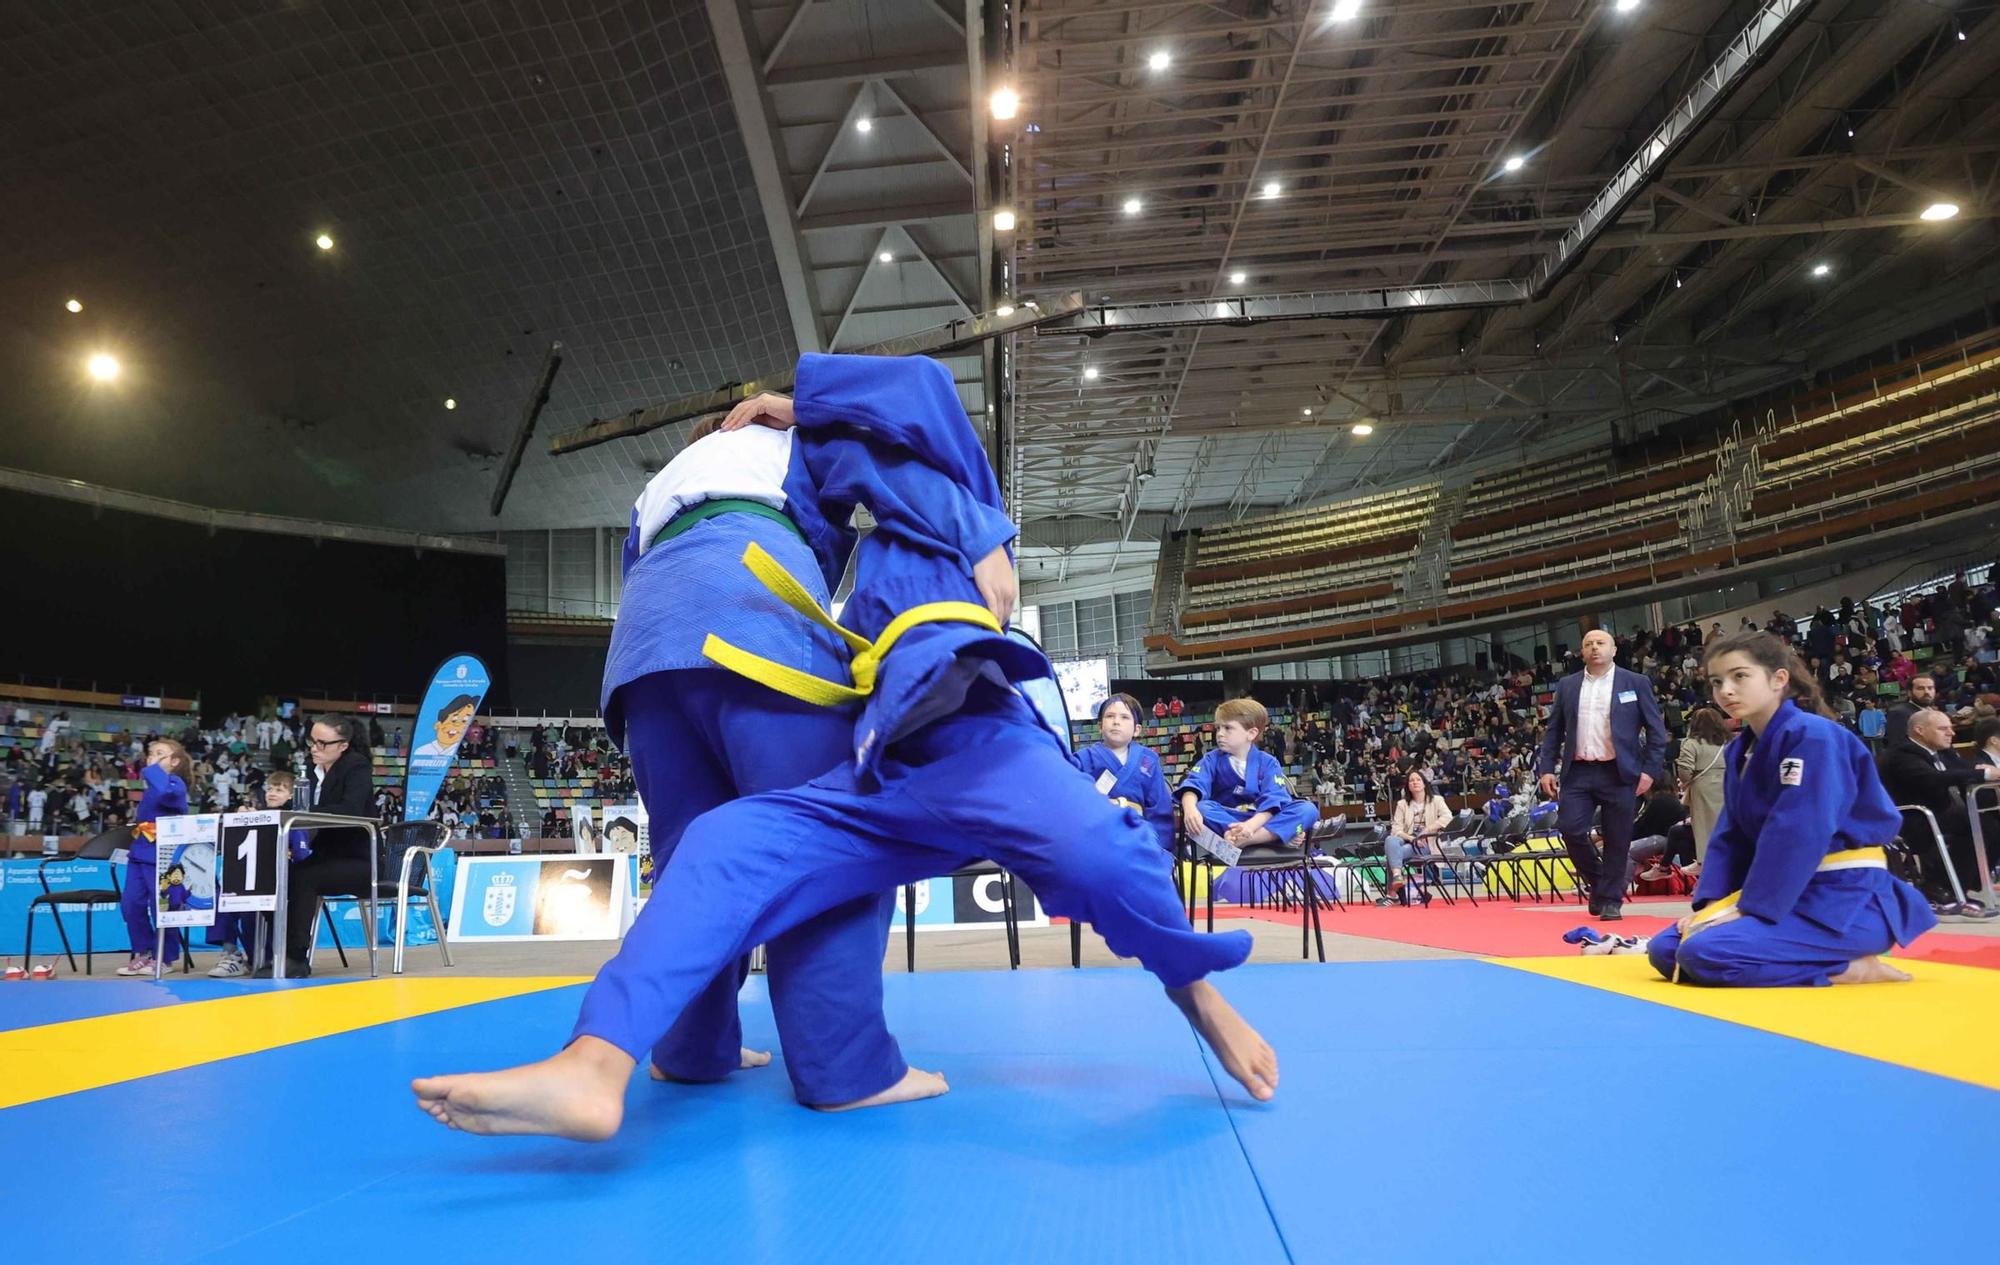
[266,716,375,978]
[1877,708,2000,905]
[1378,770,1451,907]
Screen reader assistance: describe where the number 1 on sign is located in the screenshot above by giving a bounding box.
[237,833,258,893]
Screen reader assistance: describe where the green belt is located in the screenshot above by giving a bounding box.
[651,498,803,551]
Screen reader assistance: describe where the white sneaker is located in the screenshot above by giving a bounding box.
[1610,936,1651,955]
[115,955,157,977]
[207,949,249,979]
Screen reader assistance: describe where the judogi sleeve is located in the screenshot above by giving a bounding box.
[1735,728,1850,923]
[1142,758,1175,848]
[791,354,1019,569]
[1178,750,1218,800]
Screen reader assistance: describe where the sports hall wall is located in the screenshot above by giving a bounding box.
[2,491,505,716]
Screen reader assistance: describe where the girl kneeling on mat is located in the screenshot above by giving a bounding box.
[1648,631,1935,987]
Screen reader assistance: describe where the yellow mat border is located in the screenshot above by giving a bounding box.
[1493,955,1999,1091]
[0,976,588,1110]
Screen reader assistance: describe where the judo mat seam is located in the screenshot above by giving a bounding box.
[1193,1021,1297,1265]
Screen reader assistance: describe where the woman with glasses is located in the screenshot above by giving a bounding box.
[264,716,374,977]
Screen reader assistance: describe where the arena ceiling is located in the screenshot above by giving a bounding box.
[2,1,1997,597]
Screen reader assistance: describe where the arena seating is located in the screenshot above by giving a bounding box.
[1145,326,2000,667]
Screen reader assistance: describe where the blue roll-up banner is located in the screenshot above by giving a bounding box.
[402,654,492,824]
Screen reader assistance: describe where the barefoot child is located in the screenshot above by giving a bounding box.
[1178,698,1319,849]
[1648,631,1936,986]
[414,354,1274,1142]
[1076,694,1174,851]
[115,740,192,976]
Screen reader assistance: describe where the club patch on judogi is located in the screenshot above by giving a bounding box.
[1779,757,1804,787]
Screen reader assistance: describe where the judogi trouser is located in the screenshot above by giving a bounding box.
[571,683,1252,1067]
[1190,798,1319,844]
[1646,908,1896,987]
[575,669,905,1107]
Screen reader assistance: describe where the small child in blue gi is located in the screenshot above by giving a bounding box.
[1177,698,1319,849]
[1647,631,1935,987]
[115,739,192,976]
[1075,693,1175,852]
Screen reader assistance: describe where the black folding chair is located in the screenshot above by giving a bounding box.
[24,828,126,974]
[1406,810,1487,907]
[902,860,1021,972]
[1895,804,1982,914]
[313,823,448,975]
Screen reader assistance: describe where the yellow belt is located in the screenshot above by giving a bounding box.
[1675,845,1888,980]
[701,541,1002,707]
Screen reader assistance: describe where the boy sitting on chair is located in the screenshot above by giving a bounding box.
[1178,699,1318,849]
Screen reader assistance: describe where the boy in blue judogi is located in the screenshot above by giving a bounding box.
[1648,632,1935,987]
[1076,693,1175,852]
[414,354,1274,1142]
[1178,698,1319,849]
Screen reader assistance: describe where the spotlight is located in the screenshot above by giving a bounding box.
[1503,155,1525,173]
[1084,366,1101,380]
[1351,422,1373,436]
[1261,180,1281,199]
[996,303,1016,317]
[314,232,334,251]
[1811,262,1831,278]
[1674,274,1682,288]
[1148,51,1171,72]
[1301,407,1313,416]
[879,251,894,263]
[86,353,120,382]
[64,298,82,313]
[990,87,1019,120]
[1921,202,1960,221]
[993,209,1017,232]
[856,117,873,134]
[1329,0,1362,20]
[1229,270,1246,284]
[1122,197,1143,215]
[1614,0,1640,11]
[445,397,458,410]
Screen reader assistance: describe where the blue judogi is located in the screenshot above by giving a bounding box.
[1076,742,1175,851]
[1648,700,1936,987]
[577,398,1020,1105]
[120,763,188,963]
[1178,747,1319,845]
[570,355,1250,1059]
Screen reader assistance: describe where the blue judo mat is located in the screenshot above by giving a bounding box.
[4,961,1991,1264]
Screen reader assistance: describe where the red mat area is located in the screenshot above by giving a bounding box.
[1214,900,1675,958]
[1215,901,2000,966]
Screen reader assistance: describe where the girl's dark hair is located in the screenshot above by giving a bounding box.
[1686,706,1732,746]
[1097,693,1143,724]
[1697,631,1833,717]
[312,714,371,761]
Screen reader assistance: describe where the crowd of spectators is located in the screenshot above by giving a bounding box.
[522,724,636,798]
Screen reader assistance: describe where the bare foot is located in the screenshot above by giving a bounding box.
[811,1065,950,1112]
[411,1035,635,1142]
[1169,979,1278,1102]
[1831,955,1913,985]
[648,1048,773,1082]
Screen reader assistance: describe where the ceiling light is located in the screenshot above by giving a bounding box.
[1920,202,1960,221]
[1122,197,1143,215]
[1674,274,1682,288]
[1614,0,1640,12]
[86,353,120,382]
[444,397,458,410]
[1351,422,1373,436]
[64,298,82,313]
[1261,180,1281,198]
[1328,0,1363,20]
[1229,270,1246,284]
[992,208,1017,232]
[1084,366,1100,380]
[996,303,1016,317]
[855,117,872,134]
[879,250,894,263]
[990,87,1019,120]
[314,232,334,251]
[1810,262,1831,278]
[1147,51,1171,72]
[1301,407,1313,416]
[1502,155,1525,173]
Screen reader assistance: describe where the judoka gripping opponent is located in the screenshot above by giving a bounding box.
[413,355,1275,1141]
[1648,631,1935,987]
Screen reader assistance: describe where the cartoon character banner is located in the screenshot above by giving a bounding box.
[155,814,219,928]
[402,654,492,824]
[603,802,650,903]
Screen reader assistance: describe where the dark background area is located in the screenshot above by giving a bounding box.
[3,492,506,718]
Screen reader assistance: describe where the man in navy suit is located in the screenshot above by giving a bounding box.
[1534,628,1667,920]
